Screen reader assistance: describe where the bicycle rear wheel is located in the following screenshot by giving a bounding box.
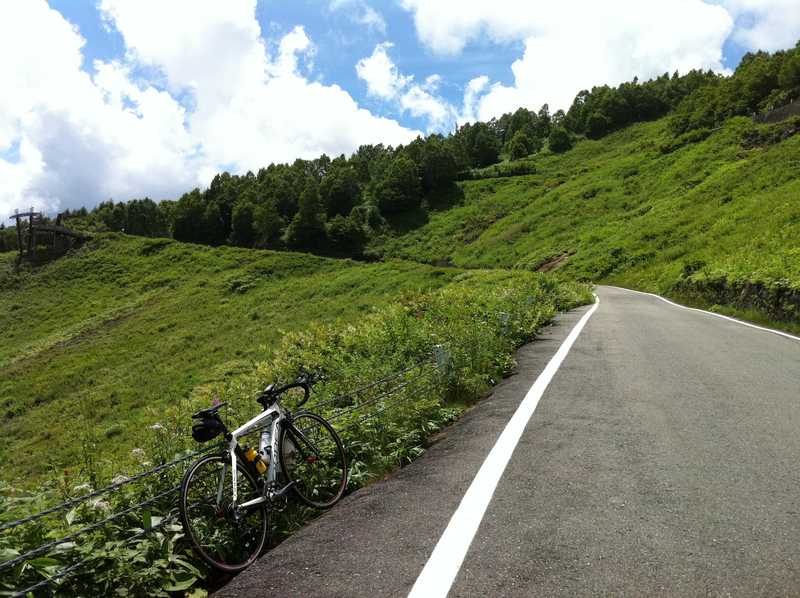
[179,454,268,572]
[279,412,347,509]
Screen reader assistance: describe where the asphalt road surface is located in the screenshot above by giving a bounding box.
[216,285,800,597]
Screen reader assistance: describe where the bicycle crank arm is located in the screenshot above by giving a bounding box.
[268,480,296,500]
[238,495,267,510]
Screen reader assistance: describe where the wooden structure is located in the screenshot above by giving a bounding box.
[10,208,88,260]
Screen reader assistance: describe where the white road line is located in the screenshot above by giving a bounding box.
[606,285,800,343]
[407,296,600,598]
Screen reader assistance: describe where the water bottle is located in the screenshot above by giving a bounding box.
[244,446,267,475]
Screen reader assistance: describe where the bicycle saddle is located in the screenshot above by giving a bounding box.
[192,402,228,419]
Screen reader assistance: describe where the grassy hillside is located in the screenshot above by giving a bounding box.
[376,116,800,327]
[5,113,797,482]
[1,246,590,596]
[0,235,470,481]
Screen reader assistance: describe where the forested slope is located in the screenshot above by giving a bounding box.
[21,43,795,262]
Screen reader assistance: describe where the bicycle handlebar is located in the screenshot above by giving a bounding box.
[275,380,311,407]
[258,371,319,409]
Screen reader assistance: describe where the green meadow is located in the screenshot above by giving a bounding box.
[0,235,469,480]
[376,116,800,327]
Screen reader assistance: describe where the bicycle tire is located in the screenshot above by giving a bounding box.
[278,411,348,509]
[179,453,268,572]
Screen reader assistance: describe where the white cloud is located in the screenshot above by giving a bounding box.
[474,0,733,118]
[275,25,316,75]
[401,87,453,130]
[356,42,412,99]
[100,0,418,174]
[0,1,197,217]
[400,0,800,121]
[0,0,418,217]
[399,0,534,55]
[329,0,387,34]
[357,5,387,34]
[722,0,800,52]
[356,43,456,131]
[461,76,490,124]
[423,74,442,91]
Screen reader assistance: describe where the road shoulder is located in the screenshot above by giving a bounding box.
[214,304,593,598]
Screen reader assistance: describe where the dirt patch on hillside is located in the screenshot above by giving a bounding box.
[537,253,570,272]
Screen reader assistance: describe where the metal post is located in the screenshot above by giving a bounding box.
[27,208,34,255]
[14,211,22,258]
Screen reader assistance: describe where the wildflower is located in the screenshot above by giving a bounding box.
[73,483,92,493]
[111,474,129,485]
[131,448,146,461]
[91,499,110,511]
[149,423,165,431]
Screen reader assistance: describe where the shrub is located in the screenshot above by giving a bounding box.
[507,131,534,160]
[548,127,574,153]
[0,274,591,596]
[326,214,367,256]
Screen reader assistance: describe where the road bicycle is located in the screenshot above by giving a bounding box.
[178,371,348,572]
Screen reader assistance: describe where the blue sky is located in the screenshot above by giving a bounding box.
[47,0,527,133]
[2,0,799,216]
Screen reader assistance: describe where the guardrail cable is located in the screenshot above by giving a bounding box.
[308,357,433,412]
[0,485,180,572]
[326,372,428,422]
[9,511,181,598]
[0,443,219,533]
[2,356,441,595]
[339,382,434,434]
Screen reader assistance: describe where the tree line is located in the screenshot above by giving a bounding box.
[35,42,797,259]
[54,104,577,257]
[669,42,800,135]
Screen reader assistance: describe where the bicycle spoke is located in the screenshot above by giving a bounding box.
[280,413,347,508]
[180,455,267,572]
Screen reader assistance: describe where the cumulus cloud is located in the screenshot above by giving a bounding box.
[401,0,741,120]
[274,25,316,75]
[399,0,535,55]
[0,1,197,217]
[356,43,456,131]
[400,87,453,128]
[0,0,418,217]
[722,0,800,51]
[100,0,418,185]
[356,42,412,99]
[461,76,490,124]
[423,74,442,91]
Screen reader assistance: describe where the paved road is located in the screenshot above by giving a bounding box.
[216,286,800,597]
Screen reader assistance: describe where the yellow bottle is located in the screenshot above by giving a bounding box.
[244,446,267,474]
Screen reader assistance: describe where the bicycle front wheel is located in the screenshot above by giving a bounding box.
[179,454,268,572]
[279,412,348,509]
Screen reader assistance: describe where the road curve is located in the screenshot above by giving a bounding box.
[216,285,800,597]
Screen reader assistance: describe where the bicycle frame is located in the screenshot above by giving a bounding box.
[226,403,286,510]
